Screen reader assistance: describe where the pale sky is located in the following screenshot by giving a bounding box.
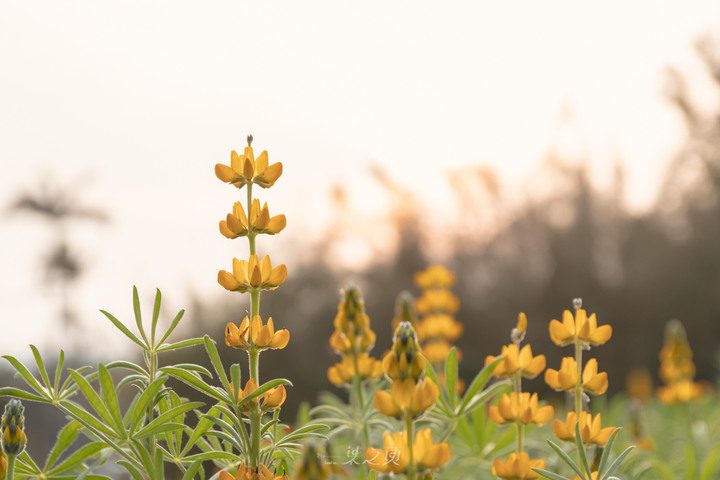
[2,1,719,358]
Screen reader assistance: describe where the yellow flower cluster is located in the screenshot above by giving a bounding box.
[327,284,382,386]
[487,313,550,479]
[219,462,289,480]
[413,265,464,368]
[545,299,615,447]
[365,429,450,475]
[367,321,448,477]
[657,320,703,404]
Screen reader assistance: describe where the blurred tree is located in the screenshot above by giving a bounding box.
[8,176,108,343]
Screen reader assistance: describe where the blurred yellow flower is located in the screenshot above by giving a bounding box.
[219,200,286,239]
[373,377,439,418]
[225,315,289,351]
[365,429,450,474]
[491,452,544,479]
[413,265,456,289]
[218,255,288,293]
[657,379,703,404]
[420,340,459,366]
[488,392,554,426]
[485,344,546,379]
[416,314,463,341]
[414,290,460,315]
[515,312,528,335]
[329,284,376,355]
[544,357,608,395]
[219,462,289,480]
[625,368,653,404]
[548,309,612,347]
[215,143,283,189]
[327,353,383,385]
[552,411,615,446]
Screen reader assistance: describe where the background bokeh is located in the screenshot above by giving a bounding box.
[2,0,720,463]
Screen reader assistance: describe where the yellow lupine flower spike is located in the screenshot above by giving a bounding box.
[327,353,383,386]
[382,321,425,382]
[215,136,283,189]
[413,264,456,289]
[218,254,288,292]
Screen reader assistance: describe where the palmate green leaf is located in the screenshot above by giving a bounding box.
[423,359,451,413]
[151,288,162,346]
[547,439,585,479]
[700,444,720,480]
[0,387,48,403]
[30,344,53,395]
[105,360,147,376]
[275,423,328,447]
[98,364,126,438]
[15,450,42,474]
[596,428,620,475]
[182,450,240,463]
[601,445,634,480]
[161,366,233,404]
[203,336,233,395]
[59,400,117,438]
[118,459,145,480]
[180,406,221,457]
[46,442,106,476]
[445,347,459,408]
[129,376,168,434]
[181,459,205,480]
[575,421,592,477]
[1,354,52,401]
[532,468,571,480]
[156,337,204,352]
[132,285,151,347]
[45,421,82,469]
[100,309,147,350]
[157,308,186,346]
[457,380,510,416]
[68,369,119,436]
[134,402,204,438]
[457,356,503,415]
[54,349,66,396]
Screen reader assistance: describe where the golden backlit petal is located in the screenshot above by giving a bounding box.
[593,426,615,446]
[250,264,263,287]
[391,378,415,409]
[534,405,555,425]
[266,215,287,234]
[270,329,290,349]
[562,309,575,331]
[329,331,350,353]
[256,203,270,227]
[327,366,344,385]
[410,377,438,414]
[589,324,613,345]
[215,163,237,183]
[262,162,283,186]
[242,157,255,180]
[249,199,261,224]
[488,405,506,425]
[250,315,263,343]
[585,372,608,395]
[255,150,268,174]
[219,220,234,239]
[552,418,573,441]
[420,441,450,469]
[263,385,286,409]
[544,369,560,390]
[225,322,241,347]
[259,255,272,280]
[576,309,589,337]
[549,319,571,345]
[374,390,400,417]
[218,270,241,291]
[516,312,528,333]
[232,258,245,280]
[365,448,390,473]
[230,150,242,171]
[583,358,599,380]
[233,201,248,224]
[524,354,546,377]
[268,264,288,287]
[226,213,246,234]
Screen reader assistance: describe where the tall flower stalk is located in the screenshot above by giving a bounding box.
[486,313,551,479]
[216,135,288,473]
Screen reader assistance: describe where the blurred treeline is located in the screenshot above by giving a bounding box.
[171,37,720,416]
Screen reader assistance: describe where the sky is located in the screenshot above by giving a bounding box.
[2,1,720,359]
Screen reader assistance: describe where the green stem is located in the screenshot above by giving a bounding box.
[247,183,256,255]
[516,421,524,453]
[249,348,260,384]
[405,413,416,480]
[574,339,583,415]
[6,454,16,480]
[250,407,262,469]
